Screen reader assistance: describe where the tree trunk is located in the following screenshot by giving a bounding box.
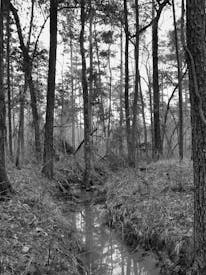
[10,3,41,159]
[106,44,112,152]
[131,0,139,167]
[0,0,13,199]
[152,0,169,159]
[139,74,148,158]
[15,78,27,169]
[124,0,132,165]
[42,0,58,179]
[152,1,162,159]
[70,36,75,149]
[6,4,13,160]
[80,0,91,188]
[172,0,183,161]
[94,26,106,136]
[186,0,206,271]
[119,26,124,155]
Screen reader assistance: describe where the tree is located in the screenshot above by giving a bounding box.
[80,0,91,188]
[0,0,13,199]
[186,0,206,272]
[124,0,132,165]
[42,0,58,178]
[152,0,169,159]
[10,2,42,159]
[172,0,183,160]
[6,1,13,160]
[131,0,139,167]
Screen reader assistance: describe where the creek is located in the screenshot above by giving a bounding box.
[71,193,160,275]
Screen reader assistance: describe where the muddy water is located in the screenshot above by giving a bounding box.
[74,200,160,275]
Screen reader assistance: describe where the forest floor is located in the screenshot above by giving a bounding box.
[1,158,195,274]
[0,161,82,275]
[105,159,194,274]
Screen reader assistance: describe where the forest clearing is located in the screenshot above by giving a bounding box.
[0,0,206,274]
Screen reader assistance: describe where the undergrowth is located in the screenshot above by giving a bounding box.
[0,162,82,275]
[105,159,194,274]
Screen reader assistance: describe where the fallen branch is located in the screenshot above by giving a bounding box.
[74,128,98,155]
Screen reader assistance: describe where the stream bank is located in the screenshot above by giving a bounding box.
[104,160,194,274]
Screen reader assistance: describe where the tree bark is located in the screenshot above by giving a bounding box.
[172,0,183,161]
[152,0,169,159]
[70,36,75,149]
[42,0,58,179]
[124,0,132,165]
[119,26,124,155]
[186,0,206,271]
[6,3,13,160]
[131,0,139,167]
[15,78,27,169]
[80,0,91,188]
[152,0,162,159]
[10,3,41,159]
[0,0,13,199]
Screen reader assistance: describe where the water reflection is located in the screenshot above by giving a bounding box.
[75,202,160,275]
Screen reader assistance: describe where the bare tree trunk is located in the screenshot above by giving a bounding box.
[42,0,58,178]
[152,1,161,159]
[106,44,112,152]
[15,78,27,169]
[152,0,169,159]
[186,0,206,271]
[124,0,132,165]
[94,26,106,136]
[0,0,13,199]
[131,0,139,167]
[172,0,183,161]
[70,36,75,149]
[6,5,13,160]
[10,3,41,159]
[89,0,93,131]
[119,26,124,155]
[80,0,91,188]
[139,75,148,158]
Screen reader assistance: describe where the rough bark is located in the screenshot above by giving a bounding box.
[80,0,91,188]
[42,0,58,179]
[70,36,75,149]
[119,26,124,155]
[152,0,169,159]
[10,3,41,159]
[124,0,132,165]
[186,0,206,271]
[0,0,13,199]
[6,3,13,160]
[15,78,27,169]
[172,0,183,160]
[131,0,139,167]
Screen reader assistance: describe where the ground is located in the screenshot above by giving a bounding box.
[0,162,81,275]
[104,159,194,274]
[0,158,195,274]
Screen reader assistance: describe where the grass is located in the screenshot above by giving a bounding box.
[104,159,194,274]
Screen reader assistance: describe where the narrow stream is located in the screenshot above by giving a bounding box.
[73,198,160,275]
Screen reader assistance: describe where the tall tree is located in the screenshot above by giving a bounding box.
[80,0,91,188]
[186,0,206,271]
[0,0,13,199]
[6,1,13,160]
[124,0,132,165]
[10,2,41,159]
[172,0,183,160]
[131,0,139,167]
[42,0,58,178]
[152,0,169,159]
